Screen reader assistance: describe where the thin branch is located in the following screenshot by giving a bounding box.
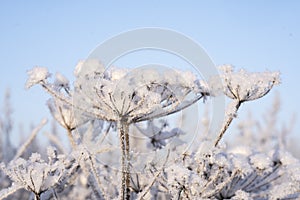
[44,131,68,154]
[137,150,170,200]
[41,83,114,121]
[57,106,77,149]
[13,118,48,160]
[133,94,204,123]
[214,100,241,147]
[0,184,22,199]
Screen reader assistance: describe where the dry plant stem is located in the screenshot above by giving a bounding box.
[0,184,22,199]
[13,118,48,160]
[125,124,130,198]
[66,128,76,149]
[118,120,130,200]
[44,132,67,154]
[214,101,241,147]
[35,194,41,200]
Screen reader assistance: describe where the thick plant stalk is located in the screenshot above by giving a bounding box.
[214,101,241,147]
[118,120,130,200]
[34,193,41,200]
[125,123,130,198]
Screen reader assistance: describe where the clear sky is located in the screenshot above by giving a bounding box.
[0,1,299,143]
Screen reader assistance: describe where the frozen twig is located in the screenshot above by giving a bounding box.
[13,118,48,160]
[0,183,22,199]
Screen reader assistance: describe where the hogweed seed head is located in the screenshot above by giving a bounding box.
[25,67,51,89]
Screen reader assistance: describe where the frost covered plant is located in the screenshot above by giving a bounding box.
[135,120,185,150]
[0,147,81,200]
[21,61,297,200]
[25,67,51,89]
[162,147,299,200]
[214,65,280,146]
[25,60,209,199]
[47,99,78,148]
[27,70,87,149]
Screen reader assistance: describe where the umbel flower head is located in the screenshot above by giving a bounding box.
[213,65,280,147]
[25,67,51,89]
[219,65,280,102]
[72,59,209,124]
[47,99,77,130]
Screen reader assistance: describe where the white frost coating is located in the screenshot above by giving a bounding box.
[73,61,207,123]
[109,68,128,81]
[0,149,83,199]
[213,153,228,167]
[74,60,84,77]
[21,62,299,200]
[228,146,253,156]
[54,72,69,91]
[74,59,105,77]
[230,154,252,175]
[175,70,197,88]
[249,153,272,171]
[218,65,280,102]
[47,99,78,130]
[232,190,251,200]
[25,67,50,89]
[271,149,299,165]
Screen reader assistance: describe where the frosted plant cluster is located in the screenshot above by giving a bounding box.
[218,65,280,102]
[213,65,280,147]
[25,67,51,89]
[72,60,207,123]
[0,61,299,200]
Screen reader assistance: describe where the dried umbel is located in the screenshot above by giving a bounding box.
[213,65,280,147]
[72,61,208,123]
[25,60,209,199]
[219,65,280,102]
[20,61,289,200]
[163,147,300,200]
[0,147,81,200]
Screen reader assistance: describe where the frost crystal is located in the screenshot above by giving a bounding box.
[250,153,272,171]
[25,67,51,89]
[232,190,251,200]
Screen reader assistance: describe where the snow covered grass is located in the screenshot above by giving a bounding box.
[0,61,299,200]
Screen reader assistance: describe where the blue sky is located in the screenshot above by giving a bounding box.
[0,1,299,142]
